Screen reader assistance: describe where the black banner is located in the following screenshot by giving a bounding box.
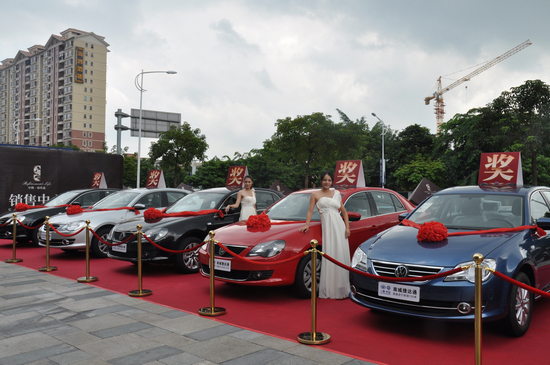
[0,145,123,213]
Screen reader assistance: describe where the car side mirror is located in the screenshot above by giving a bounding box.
[134,204,146,211]
[398,212,409,222]
[348,212,361,222]
[536,217,550,231]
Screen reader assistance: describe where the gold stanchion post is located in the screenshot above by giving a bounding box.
[474,253,483,365]
[199,231,226,316]
[129,224,152,297]
[78,220,98,283]
[297,239,330,345]
[5,213,22,263]
[39,217,57,272]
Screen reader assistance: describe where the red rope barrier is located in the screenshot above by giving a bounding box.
[142,234,202,254]
[16,220,45,230]
[492,270,550,299]
[215,241,305,266]
[322,253,464,282]
[89,228,131,246]
[0,219,14,227]
[49,225,86,237]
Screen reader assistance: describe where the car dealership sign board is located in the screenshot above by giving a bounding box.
[478,152,523,188]
[0,145,123,213]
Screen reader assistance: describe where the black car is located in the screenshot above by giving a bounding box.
[106,187,284,273]
[0,188,119,245]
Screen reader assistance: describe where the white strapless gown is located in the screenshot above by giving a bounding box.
[316,190,350,299]
[240,190,256,221]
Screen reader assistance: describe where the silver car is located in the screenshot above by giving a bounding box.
[38,188,190,257]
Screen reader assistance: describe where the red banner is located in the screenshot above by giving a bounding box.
[478,152,522,187]
[226,166,248,190]
[91,172,107,188]
[146,170,166,189]
[333,160,365,188]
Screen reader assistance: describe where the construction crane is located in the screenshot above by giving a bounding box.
[425,39,532,131]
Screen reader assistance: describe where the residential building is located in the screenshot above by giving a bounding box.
[0,28,109,151]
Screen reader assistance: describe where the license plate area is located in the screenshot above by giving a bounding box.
[378,282,420,302]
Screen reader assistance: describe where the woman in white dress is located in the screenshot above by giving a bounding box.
[225,175,257,221]
[299,172,351,299]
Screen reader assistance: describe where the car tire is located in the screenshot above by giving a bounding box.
[174,237,201,274]
[91,227,111,258]
[501,271,533,337]
[30,225,42,246]
[292,253,322,299]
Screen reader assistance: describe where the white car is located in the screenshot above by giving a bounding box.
[38,188,190,257]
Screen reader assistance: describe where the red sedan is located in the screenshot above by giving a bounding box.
[198,187,415,297]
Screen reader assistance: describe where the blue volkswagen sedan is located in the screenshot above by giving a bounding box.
[350,185,550,336]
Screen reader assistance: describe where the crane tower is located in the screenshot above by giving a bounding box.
[425,39,532,131]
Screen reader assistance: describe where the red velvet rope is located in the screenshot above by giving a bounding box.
[142,234,202,253]
[16,220,45,230]
[401,219,546,240]
[88,228,131,246]
[322,253,464,282]
[0,219,14,227]
[215,241,305,266]
[143,208,224,223]
[492,270,550,299]
[48,224,86,237]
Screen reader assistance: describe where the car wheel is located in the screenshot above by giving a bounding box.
[174,237,201,274]
[30,224,42,246]
[91,227,111,258]
[502,272,533,337]
[292,253,322,299]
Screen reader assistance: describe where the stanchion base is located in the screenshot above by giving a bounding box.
[198,307,226,316]
[77,276,99,283]
[128,289,152,297]
[297,332,331,345]
[38,266,58,272]
[5,259,23,263]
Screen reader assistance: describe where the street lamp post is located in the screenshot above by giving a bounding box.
[371,113,388,188]
[134,70,177,188]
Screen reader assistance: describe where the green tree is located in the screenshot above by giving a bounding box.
[269,113,338,189]
[149,123,208,187]
[394,155,446,190]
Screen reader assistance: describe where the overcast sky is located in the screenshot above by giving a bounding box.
[2,1,549,160]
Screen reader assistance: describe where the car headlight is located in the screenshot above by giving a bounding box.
[201,234,210,251]
[143,228,169,242]
[247,240,286,258]
[351,248,369,271]
[59,221,86,232]
[444,258,496,283]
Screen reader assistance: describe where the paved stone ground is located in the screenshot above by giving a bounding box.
[0,262,377,365]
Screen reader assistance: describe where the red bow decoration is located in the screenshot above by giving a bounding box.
[402,219,546,242]
[67,205,83,215]
[246,213,271,228]
[144,207,164,223]
[15,203,30,212]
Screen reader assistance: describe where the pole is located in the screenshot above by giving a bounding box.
[474,253,483,365]
[5,213,22,263]
[136,70,144,188]
[199,231,226,316]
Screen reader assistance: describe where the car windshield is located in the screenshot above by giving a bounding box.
[45,190,84,206]
[407,193,524,229]
[92,191,140,209]
[266,193,320,221]
[166,191,226,213]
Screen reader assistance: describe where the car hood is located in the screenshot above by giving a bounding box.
[47,209,140,224]
[210,220,322,247]
[365,224,523,267]
[113,215,203,232]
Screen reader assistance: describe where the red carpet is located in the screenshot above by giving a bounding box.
[2,239,550,365]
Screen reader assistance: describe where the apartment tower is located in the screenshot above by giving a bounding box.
[0,28,109,151]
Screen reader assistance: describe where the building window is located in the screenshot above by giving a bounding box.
[91,61,94,66]
[84,87,87,92]
[90,79,93,84]
[84,123,86,128]
[89,115,92,120]
[85,43,88,47]
[90,89,93,93]
[90,97,93,102]
[84,114,87,119]
[89,132,93,137]
[89,124,92,128]
[84,96,87,101]
[91,53,94,57]
[90,70,94,75]
[83,132,87,137]
[84,105,87,110]
[85,61,88,66]
[88,141,92,146]
[82,140,86,146]
[91,44,94,49]
[89,106,92,111]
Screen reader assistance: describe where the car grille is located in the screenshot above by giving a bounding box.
[0,217,11,225]
[200,264,273,281]
[112,230,137,243]
[213,243,247,258]
[371,259,443,279]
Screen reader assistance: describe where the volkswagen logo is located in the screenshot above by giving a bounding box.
[119,232,126,241]
[218,247,226,256]
[395,265,409,278]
